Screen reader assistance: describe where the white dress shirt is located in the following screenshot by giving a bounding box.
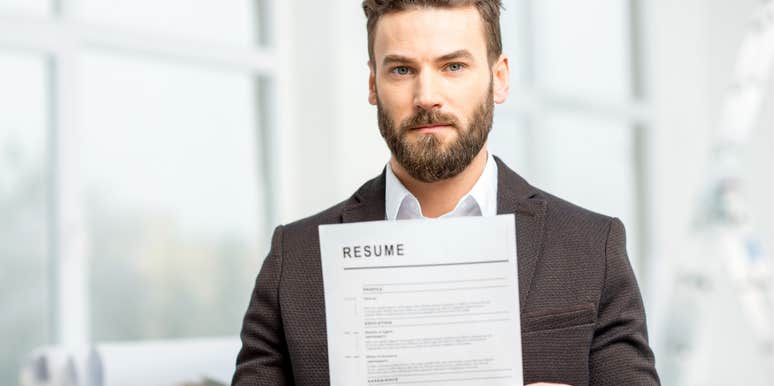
[385,152,498,220]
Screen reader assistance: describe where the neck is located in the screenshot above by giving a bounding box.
[390,146,489,218]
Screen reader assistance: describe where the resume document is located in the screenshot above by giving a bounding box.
[319,215,523,386]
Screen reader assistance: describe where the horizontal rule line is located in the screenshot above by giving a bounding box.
[364,277,505,286]
[343,259,509,270]
[375,285,509,294]
[389,375,513,384]
[388,318,510,327]
[369,369,513,377]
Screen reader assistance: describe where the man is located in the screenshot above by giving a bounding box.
[233,1,659,385]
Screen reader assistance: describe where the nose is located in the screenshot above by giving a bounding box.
[413,71,443,111]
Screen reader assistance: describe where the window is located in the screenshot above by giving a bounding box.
[0,51,51,386]
[0,1,282,384]
[493,0,647,274]
[77,51,268,340]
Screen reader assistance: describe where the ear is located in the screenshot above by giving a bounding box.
[492,54,510,104]
[368,61,377,106]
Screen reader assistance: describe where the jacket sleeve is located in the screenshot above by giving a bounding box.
[232,225,294,386]
[589,218,660,385]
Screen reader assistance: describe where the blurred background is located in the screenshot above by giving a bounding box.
[1,0,773,385]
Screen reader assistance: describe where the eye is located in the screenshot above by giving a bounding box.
[391,66,412,76]
[446,63,466,72]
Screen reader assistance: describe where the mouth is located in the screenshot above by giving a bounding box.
[410,124,454,134]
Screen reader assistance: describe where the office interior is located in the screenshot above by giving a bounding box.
[1,0,773,385]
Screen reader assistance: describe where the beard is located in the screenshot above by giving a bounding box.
[377,82,494,183]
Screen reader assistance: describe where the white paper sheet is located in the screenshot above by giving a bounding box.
[319,215,523,386]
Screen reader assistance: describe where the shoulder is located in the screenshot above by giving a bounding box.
[540,188,619,248]
[497,158,620,252]
[537,188,614,230]
[528,187,623,267]
[494,156,615,235]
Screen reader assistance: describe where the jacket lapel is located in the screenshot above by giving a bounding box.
[495,157,546,311]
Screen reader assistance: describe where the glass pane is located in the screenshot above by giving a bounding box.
[0,52,50,386]
[531,110,640,268]
[72,0,260,47]
[77,51,268,340]
[0,0,50,15]
[532,0,632,101]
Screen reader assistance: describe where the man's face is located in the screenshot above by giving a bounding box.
[369,6,509,182]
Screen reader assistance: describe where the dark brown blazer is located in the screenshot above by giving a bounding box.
[233,157,660,386]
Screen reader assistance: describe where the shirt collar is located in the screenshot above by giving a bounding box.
[384,152,498,220]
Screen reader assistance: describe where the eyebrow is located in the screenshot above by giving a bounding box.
[436,49,474,63]
[381,49,475,68]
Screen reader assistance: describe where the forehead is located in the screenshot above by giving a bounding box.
[372,6,488,62]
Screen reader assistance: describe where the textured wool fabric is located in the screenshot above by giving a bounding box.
[232,157,660,386]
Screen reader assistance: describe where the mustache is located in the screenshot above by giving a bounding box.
[398,109,460,134]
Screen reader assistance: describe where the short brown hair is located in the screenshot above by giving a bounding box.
[363,0,503,66]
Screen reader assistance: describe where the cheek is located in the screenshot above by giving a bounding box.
[452,73,488,99]
[451,78,490,124]
[377,84,414,121]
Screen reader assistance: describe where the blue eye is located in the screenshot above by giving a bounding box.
[447,63,464,72]
[392,66,411,76]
